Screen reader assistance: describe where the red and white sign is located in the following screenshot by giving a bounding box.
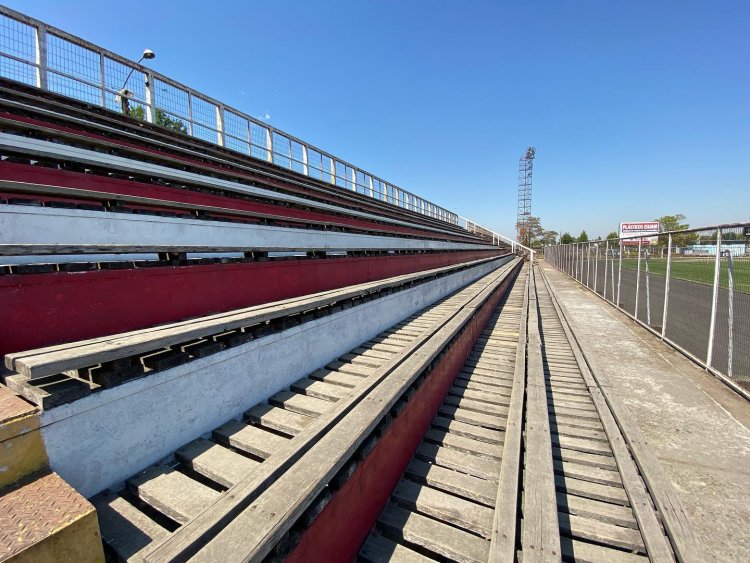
[619,222,660,245]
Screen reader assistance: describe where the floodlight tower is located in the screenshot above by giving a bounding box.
[516,146,535,246]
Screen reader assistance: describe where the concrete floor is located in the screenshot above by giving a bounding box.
[540,260,750,562]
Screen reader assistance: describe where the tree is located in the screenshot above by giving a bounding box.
[654,214,698,248]
[577,230,589,243]
[127,105,188,134]
[560,232,574,244]
[606,231,619,240]
[515,216,558,249]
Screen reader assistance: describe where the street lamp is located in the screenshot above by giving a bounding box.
[116,49,156,115]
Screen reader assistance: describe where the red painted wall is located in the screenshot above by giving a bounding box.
[0,251,502,356]
[286,262,519,562]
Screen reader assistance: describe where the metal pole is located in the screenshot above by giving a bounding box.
[594,243,600,294]
[611,244,616,303]
[586,243,591,287]
[617,241,623,307]
[35,27,48,90]
[603,241,609,300]
[707,229,722,367]
[144,70,155,124]
[726,250,734,378]
[645,247,651,326]
[635,240,642,319]
[661,234,672,339]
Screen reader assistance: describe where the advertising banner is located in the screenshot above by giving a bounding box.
[619,221,660,245]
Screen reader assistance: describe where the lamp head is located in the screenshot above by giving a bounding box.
[142,49,155,60]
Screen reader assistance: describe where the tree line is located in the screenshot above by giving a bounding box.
[517,213,716,249]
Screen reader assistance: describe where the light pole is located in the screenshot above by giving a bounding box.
[116,49,156,115]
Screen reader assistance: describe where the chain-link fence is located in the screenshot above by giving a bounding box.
[543,222,750,397]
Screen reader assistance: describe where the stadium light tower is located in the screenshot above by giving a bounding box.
[516,146,535,246]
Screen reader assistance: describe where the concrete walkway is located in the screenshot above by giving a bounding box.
[540,260,750,562]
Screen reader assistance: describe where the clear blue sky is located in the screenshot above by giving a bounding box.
[7,0,749,239]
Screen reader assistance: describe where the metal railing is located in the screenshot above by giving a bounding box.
[543,222,750,397]
[0,6,465,226]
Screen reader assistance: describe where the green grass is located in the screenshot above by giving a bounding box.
[621,256,750,293]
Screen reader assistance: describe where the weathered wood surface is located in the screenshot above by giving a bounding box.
[488,265,529,562]
[144,260,521,562]
[520,267,562,562]
[7,256,500,379]
[539,267,690,562]
[93,491,170,562]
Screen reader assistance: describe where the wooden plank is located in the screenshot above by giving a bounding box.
[290,378,350,401]
[550,423,607,443]
[245,404,314,436]
[555,474,629,506]
[520,266,561,562]
[553,458,622,488]
[430,415,504,444]
[552,434,612,457]
[8,257,497,379]
[268,390,333,417]
[416,443,499,481]
[175,439,260,488]
[325,360,374,377]
[128,466,220,525]
[308,368,362,388]
[378,504,490,563]
[212,419,287,459]
[558,492,637,529]
[405,459,497,506]
[448,385,511,407]
[424,428,503,460]
[457,371,513,388]
[489,265,529,563]
[438,403,505,430]
[93,491,170,562]
[360,533,434,563]
[392,479,494,538]
[560,538,648,563]
[442,395,509,417]
[552,446,617,471]
[339,353,385,367]
[145,260,522,562]
[452,377,505,394]
[536,267,681,562]
[560,513,645,552]
[351,347,395,360]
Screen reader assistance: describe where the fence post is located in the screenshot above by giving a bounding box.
[661,234,672,339]
[726,249,734,378]
[216,104,225,147]
[35,26,48,90]
[144,70,155,124]
[603,241,609,299]
[635,239,642,319]
[706,229,722,367]
[645,247,651,326]
[265,128,274,163]
[617,241,623,307]
[586,243,591,287]
[594,243,600,293]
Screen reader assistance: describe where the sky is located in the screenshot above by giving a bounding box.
[5,0,749,239]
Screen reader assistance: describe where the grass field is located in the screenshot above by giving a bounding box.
[621,256,750,293]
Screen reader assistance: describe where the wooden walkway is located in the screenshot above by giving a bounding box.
[88,262,700,562]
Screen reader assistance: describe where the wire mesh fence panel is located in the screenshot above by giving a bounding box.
[709,227,750,390]
[290,140,305,175]
[103,57,145,104]
[47,71,100,105]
